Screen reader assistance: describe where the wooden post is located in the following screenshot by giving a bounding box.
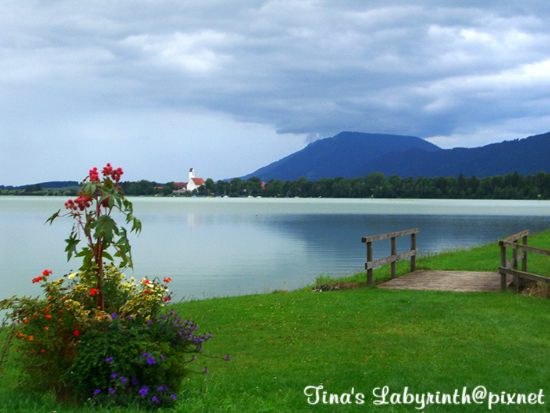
[410,233,416,272]
[366,241,373,286]
[499,242,507,291]
[512,241,518,270]
[512,241,520,291]
[390,237,397,278]
[521,235,528,272]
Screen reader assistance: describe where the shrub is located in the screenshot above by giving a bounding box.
[0,164,216,407]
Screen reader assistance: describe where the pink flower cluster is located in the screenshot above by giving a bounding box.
[64,195,92,211]
[102,163,124,182]
[89,167,100,182]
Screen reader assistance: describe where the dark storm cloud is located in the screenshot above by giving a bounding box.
[1,1,550,183]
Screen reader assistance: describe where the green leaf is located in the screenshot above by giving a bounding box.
[65,233,80,261]
[94,215,119,244]
[45,209,61,225]
[79,250,93,271]
[123,198,133,214]
[75,247,90,258]
[132,217,142,233]
[102,251,114,262]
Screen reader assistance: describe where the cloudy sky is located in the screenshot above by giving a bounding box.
[1,0,550,184]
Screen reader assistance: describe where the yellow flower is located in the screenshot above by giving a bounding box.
[68,273,77,280]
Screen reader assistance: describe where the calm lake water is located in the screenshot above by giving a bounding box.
[1,197,550,300]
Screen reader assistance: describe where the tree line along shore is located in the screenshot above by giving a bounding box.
[2,171,550,199]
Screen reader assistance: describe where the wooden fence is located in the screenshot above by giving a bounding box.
[499,230,550,292]
[361,228,418,286]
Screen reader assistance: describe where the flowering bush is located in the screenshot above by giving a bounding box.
[0,164,218,407]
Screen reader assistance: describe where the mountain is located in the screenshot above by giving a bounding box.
[365,132,550,177]
[244,131,440,180]
[244,131,550,180]
[0,181,79,190]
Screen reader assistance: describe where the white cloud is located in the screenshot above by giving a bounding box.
[122,31,233,74]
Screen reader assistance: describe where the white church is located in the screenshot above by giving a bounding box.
[173,168,205,194]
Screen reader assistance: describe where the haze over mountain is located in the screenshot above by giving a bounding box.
[244,131,550,180]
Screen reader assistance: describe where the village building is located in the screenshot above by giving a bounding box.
[186,168,205,191]
[172,168,205,194]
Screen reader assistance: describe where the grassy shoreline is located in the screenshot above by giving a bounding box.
[2,231,550,412]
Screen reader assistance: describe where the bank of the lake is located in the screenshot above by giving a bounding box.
[1,229,550,412]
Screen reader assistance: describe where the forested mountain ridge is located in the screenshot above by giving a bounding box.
[244,131,550,180]
[243,131,440,180]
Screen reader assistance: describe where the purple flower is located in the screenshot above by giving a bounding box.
[160,354,166,361]
[138,385,149,397]
[170,394,177,401]
[119,376,128,385]
[110,372,118,380]
[110,313,118,319]
[131,377,139,386]
[104,356,114,363]
[151,396,160,404]
[108,387,116,395]
[142,352,150,358]
[146,356,157,365]
[223,354,232,362]
[157,385,167,392]
[93,389,102,396]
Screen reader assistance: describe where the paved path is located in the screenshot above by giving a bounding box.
[379,270,502,292]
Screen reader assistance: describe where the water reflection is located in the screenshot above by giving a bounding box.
[1,197,550,300]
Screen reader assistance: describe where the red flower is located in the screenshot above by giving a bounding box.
[111,167,123,182]
[73,330,80,337]
[32,276,43,284]
[102,163,113,177]
[42,269,52,276]
[44,314,52,320]
[143,279,150,285]
[143,289,152,295]
[89,167,100,182]
[163,277,172,283]
[74,195,92,211]
[89,288,100,296]
[163,296,171,302]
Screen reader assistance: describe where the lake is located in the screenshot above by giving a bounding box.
[1,197,550,300]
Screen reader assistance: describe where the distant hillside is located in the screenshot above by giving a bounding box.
[244,131,440,180]
[0,181,79,190]
[244,131,550,180]
[366,132,550,177]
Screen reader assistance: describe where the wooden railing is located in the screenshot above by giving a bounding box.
[499,230,550,292]
[361,228,418,286]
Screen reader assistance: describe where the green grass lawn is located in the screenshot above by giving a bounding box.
[1,231,550,412]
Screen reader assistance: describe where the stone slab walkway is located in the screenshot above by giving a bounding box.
[379,270,502,292]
